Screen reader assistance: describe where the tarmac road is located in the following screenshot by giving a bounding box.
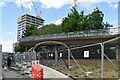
[2,69,28,80]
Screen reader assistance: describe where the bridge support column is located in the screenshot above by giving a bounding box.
[115,44,120,78]
[115,45,120,61]
[55,45,58,70]
[25,46,28,52]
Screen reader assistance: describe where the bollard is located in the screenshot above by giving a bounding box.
[32,65,43,80]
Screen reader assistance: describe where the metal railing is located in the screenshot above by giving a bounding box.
[20,27,120,42]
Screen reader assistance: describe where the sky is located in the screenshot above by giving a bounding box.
[0,0,119,52]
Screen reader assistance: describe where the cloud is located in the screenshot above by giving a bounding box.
[49,19,62,25]
[6,32,13,36]
[39,0,102,9]
[39,0,72,9]
[39,0,119,9]
[0,0,6,7]
[15,0,33,10]
[0,40,16,53]
[79,2,100,9]
[76,0,119,9]
[54,19,62,25]
[109,3,118,9]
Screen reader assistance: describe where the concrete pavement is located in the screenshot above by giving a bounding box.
[39,64,68,78]
[2,69,27,79]
[2,64,68,79]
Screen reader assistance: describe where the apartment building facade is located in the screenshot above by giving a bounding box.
[17,14,44,41]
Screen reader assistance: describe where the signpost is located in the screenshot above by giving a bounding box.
[84,51,89,58]
[32,60,39,66]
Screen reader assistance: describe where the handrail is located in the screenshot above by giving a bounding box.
[20,27,120,42]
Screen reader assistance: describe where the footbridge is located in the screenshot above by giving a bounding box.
[20,27,120,46]
[19,27,120,60]
[15,27,120,79]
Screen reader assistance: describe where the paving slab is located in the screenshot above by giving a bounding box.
[39,64,68,78]
[2,69,27,79]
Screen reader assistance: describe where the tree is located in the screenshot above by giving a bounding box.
[77,11,89,31]
[14,43,25,53]
[104,22,113,29]
[88,7,104,30]
[62,7,81,32]
[39,23,62,35]
[24,25,39,37]
[23,8,112,36]
[61,7,112,32]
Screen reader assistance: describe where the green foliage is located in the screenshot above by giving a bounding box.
[85,78,93,80]
[62,7,81,32]
[22,7,112,37]
[14,43,25,53]
[88,8,104,30]
[104,22,113,29]
[24,25,39,37]
[61,7,112,32]
[39,23,62,35]
[23,24,62,37]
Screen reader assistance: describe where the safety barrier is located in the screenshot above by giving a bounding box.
[20,27,120,42]
[32,65,43,80]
